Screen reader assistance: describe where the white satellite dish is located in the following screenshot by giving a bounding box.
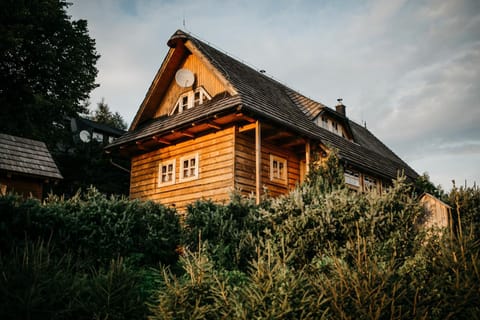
[175,68,195,87]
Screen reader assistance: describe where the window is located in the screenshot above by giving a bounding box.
[180,153,199,181]
[170,87,211,115]
[92,132,103,142]
[158,159,175,186]
[321,117,328,129]
[331,121,339,134]
[270,155,287,184]
[364,175,377,191]
[344,169,360,187]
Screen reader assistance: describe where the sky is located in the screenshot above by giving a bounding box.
[67,0,480,191]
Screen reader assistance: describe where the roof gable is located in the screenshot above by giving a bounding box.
[130,31,236,130]
[0,133,63,180]
[153,52,231,118]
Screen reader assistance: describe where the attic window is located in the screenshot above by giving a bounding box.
[321,117,328,129]
[331,121,339,134]
[170,87,211,115]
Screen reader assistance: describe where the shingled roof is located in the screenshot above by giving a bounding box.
[0,133,63,180]
[109,30,418,181]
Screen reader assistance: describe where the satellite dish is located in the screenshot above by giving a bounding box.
[79,130,91,143]
[175,68,195,87]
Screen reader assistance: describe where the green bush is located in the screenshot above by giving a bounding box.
[0,242,152,320]
[449,183,480,238]
[0,189,181,267]
[183,193,266,271]
[261,175,423,269]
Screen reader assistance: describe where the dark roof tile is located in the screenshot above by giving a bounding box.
[0,133,63,179]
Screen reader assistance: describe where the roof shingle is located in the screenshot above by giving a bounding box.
[0,133,63,180]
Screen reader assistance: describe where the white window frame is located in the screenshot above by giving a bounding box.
[364,175,377,191]
[170,87,211,115]
[92,131,103,142]
[331,121,339,134]
[179,153,199,182]
[344,169,360,187]
[158,159,176,187]
[270,154,287,185]
[321,116,329,129]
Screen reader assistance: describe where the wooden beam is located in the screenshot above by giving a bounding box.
[255,121,261,205]
[180,131,195,138]
[265,131,293,141]
[207,123,221,130]
[282,138,305,148]
[238,123,256,132]
[235,113,256,123]
[136,141,146,150]
[152,136,171,145]
[305,140,311,175]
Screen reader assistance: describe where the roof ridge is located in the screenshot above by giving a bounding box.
[178,30,328,108]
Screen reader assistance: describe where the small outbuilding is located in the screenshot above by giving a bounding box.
[419,193,451,230]
[0,133,63,199]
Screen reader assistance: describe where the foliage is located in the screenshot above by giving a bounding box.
[448,183,480,239]
[88,98,128,130]
[0,0,99,147]
[0,189,181,268]
[182,193,266,271]
[414,172,445,199]
[0,242,152,320]
[262,166,422,268]
[52,138,130,197]
[2,152,480,318]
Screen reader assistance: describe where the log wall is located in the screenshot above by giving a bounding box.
[130,127,235,211]
[234,129,301,198]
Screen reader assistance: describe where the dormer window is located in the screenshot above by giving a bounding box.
[331,121,338,134]
[321,117,328,129]
[170,87,211,115]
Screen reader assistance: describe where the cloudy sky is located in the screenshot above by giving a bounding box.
[67,0,480,191]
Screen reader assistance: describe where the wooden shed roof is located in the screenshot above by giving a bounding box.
[0,133,63,180]
[107,30,418,181]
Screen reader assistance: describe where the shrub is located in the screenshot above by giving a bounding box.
[0,188,181,268]
[0,241,152,319]
[262,175,423,269]
[183,193,266,271]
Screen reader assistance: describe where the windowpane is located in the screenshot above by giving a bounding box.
[159,160,175,186]
[270,155,287,184]
[180,154,199,181]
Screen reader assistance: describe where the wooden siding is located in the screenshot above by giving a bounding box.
[235,129,301,198]
[0,175,43,199]
[130,127,235,211]
[420,193,451,230]
[154,54,227,118]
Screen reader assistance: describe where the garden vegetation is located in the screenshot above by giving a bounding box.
[1,156,479,319]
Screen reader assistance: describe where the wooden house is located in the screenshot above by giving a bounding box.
[106,30,418,210]
[0,133,63,199]
[71,116,125,145]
